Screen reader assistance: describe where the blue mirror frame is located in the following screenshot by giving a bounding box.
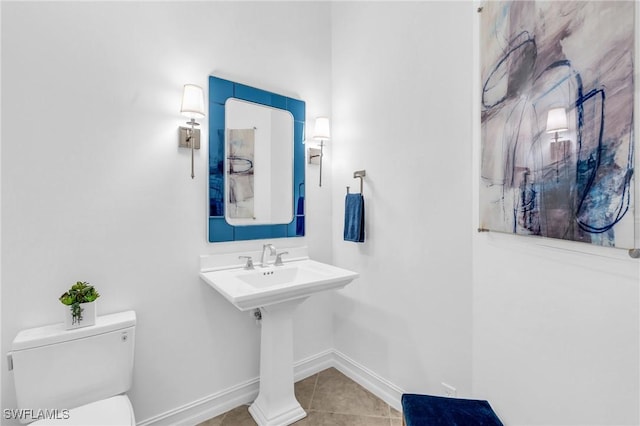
[208,76,306,243]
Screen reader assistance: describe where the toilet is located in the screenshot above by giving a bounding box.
[8,311,137,425]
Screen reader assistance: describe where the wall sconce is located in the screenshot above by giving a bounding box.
[308,117,330,187]
[179,84,205,179]
[546,107,569,181]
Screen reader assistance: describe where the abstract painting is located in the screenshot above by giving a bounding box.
[480,1,635,248]
[227,129,255,219]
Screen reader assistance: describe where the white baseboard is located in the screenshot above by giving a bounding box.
[136,349,403,426]
[294,349,334,382]
[136,376,259,426]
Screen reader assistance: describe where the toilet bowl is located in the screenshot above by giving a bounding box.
[9,311,137,425]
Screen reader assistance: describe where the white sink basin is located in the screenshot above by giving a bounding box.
[237,267,300,288]
[200,258,359,311]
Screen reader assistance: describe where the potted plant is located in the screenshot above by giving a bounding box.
[59,281,100,329]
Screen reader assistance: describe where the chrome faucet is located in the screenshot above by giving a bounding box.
[260,244,277,267]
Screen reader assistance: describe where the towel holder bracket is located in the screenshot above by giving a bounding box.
[347,170,366,194]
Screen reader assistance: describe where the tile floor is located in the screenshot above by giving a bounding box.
[198,367,402,426]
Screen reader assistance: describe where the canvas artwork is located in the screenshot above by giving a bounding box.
[227,129,255,219]
[479,1,635,248]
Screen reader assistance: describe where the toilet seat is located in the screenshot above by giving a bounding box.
[31,395,135,426]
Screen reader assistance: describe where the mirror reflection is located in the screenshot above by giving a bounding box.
[225,99,294,225]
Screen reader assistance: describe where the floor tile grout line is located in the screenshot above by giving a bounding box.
[307,372,320,412]
[310,368,392,419]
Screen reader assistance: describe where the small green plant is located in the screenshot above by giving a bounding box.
[59,281,100,324]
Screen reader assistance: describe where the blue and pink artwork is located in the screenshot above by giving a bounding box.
[480,1,635,248]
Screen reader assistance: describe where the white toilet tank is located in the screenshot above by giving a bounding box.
[10,311,136,420]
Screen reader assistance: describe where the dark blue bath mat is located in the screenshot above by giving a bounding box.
[401,393,503,426]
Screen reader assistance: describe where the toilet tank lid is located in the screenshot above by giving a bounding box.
[12,310,136,351]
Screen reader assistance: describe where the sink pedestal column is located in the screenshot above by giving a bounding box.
[249,298,308,426]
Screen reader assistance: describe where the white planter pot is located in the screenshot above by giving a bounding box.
[63,301,97,330]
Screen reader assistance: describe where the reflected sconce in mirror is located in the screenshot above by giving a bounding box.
[546,107,569,181]
[308,117,330,187]
[179,84,205,179]
[546,107,568,143]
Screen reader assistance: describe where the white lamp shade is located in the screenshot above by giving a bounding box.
[546,107,568,133]
[180,84,205,119]
[313,117,331,140]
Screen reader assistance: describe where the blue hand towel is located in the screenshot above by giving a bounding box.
[297,195,305,215]
[344,193,365,243]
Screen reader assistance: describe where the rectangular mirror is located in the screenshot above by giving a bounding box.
[208,76,306,243]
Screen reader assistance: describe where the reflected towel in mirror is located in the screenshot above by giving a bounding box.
[296,194,305,236]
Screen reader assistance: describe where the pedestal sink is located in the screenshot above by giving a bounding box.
[199,247,358,426]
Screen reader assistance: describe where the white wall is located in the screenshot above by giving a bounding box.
[472,235,639,425]
[1,2,333,424]
[330,1,474,398]
[331,2,639,425]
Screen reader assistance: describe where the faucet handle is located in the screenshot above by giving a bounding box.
[274,251,289,266]
[239,256,254,270]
